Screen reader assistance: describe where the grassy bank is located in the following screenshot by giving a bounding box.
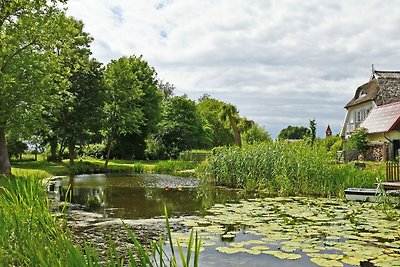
[11,158,198,178]
[200,141,383,197]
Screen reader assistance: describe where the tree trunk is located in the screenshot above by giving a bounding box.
[105,137,112,172]
[0,127,11,174]
[228,114,242,147]
[34,143,38,161]
[49,138,58,162]
[68,140,75,166]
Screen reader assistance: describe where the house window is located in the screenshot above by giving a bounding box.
[355,109,366,122]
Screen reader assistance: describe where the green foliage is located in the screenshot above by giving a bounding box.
[348,127,369,154]
[179,150,212,162]
[145,135,166,160]
[242,123,272,145]
[157,96,212,159]
[103,55,160,167]
[309,119,317,145]
[197,98,235,147]
[202,141,379,196]
[318,136,342,154]
[154,160,196,173]
[0,176,86,266]
[0,1,76,173]
[82,143,107,159]
[7,137,28,159]
[278,125,310,140]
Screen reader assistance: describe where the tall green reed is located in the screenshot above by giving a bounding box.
[203,140,380,197]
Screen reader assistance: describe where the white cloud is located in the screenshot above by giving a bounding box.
[67,0,400,137]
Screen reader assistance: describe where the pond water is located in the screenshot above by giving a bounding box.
[56,173,257,219]
[52,174,400,267]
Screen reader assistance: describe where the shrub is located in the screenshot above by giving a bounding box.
[82,143,106,159]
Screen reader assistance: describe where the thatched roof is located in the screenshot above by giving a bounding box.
[345,70,400,109]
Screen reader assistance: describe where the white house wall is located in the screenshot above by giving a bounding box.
[340,100,376,138]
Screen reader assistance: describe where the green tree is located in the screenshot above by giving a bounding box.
[349,127,369,155]
[219,104,243,147]
[112,75,162,160]
[41,18,105,165]
[157,96,212,158]
[0,0,72,174]
[197,97,235,147]
[62,59,106,165]
[103,55,159,169]
[278,125,310,140]
[7,136,28,160]
[242,123,272,145]
[309,119,317,145]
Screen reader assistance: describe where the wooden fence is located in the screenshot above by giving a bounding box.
[386,162,400,181]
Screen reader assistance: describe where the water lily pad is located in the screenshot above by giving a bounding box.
[263,250,301,260]
[216,247,246,254]
[341,255,362,266]
[250,245,269,251]
[280,245,297,253]
[310,257,343,267]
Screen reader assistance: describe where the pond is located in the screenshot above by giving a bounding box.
[51,174,400,267]
[54,173,256,219]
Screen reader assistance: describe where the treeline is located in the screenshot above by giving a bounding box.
[0,1,270,174]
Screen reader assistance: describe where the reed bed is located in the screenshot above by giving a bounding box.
[203,141,380,197]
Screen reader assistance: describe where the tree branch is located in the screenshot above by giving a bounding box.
[0,38,38,73]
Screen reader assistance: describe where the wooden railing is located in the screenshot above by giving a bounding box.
[386,162,400,181]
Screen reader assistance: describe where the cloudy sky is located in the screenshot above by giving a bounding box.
[66,0,400,138]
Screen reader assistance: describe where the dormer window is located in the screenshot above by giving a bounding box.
[359,89,367,97]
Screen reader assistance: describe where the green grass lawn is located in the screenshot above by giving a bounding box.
[10,156,197,178]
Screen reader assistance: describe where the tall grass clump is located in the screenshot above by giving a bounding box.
[204,140,380,197]
[0,175,89,266]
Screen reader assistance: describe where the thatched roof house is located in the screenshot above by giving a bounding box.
[340,68,400,160]
[341,69,400,138]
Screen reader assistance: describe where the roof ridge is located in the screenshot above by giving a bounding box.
[374,70,400,73]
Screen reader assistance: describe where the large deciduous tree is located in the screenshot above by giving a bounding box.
[103,55,159,169]
[242,123,272,145]
[43,18,105,165]
[0,0,71,174]
[157,95,212,158]
[278,125,310,140]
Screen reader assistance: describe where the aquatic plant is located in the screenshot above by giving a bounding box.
[202,140,380,196]
[174,197,400,266]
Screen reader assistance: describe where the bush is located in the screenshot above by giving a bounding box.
[82,143,106,159]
